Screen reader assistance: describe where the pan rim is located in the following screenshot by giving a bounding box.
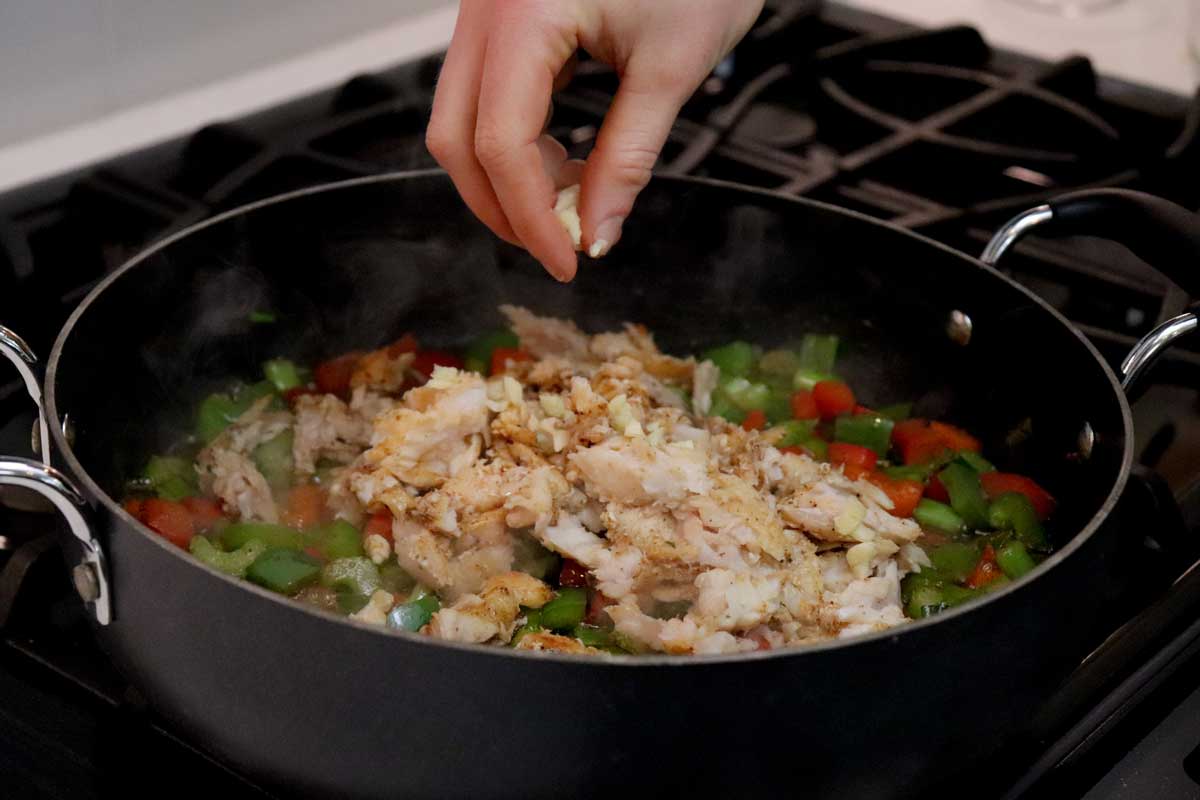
[43,168,1134,666]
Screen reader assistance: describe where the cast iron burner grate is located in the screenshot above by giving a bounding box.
[1,2,1199,798]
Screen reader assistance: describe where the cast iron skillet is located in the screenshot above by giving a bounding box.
[0,172,1196,799]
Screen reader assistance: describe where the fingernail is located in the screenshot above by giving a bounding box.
[590,216,624,257]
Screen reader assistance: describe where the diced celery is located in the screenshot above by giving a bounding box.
[797,334,839,374]
[320,557,381,596]
[144,455,197,501]
[263,358,303,392]
[252,430,294,489]
[702,341,756,378]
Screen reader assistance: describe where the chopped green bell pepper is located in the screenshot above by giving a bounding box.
[337,592,370,615]
[988,492,1048,551]
[306,520,364,561]
[938,462,990,531]
[196,381,278,442]
[876,402,913,421]
[539,587,588,631]
[196,393,241,443]
[833,413,895,456]
[702,341,756,378]
[955,451,996,474]
[510,607,544,646]
[882,463,939,483]
[221,521,304,551]
[387,592,441,632]
[144,455,197,501]
[320,557,381,596]
[262,358,303,392]
[995,540,1037,579]
[246,548,322,593]
[774,419,819,448]
[797,436,828,460]
[248,310,277,324]
[189,536,266,577]
[464,329,519,374]
[797,334,839,375]
[378,562,416,595]
[913,499,967,536]
[928,542,982,583]
[573,624,616,649]
[252,429,294,489]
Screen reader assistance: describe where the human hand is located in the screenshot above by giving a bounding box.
[426,0,764,281]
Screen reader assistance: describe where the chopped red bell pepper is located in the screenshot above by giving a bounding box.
[122,498,144,518]
[411,350,465,378]
[866,473,924,518]
[925,474,950,503]
[490,347,533,375]
[281,484,326,529]
[584,590,615,626]
[892,418,981,464]
[828,442,877,479]
[558,558,590,588]
[314,352,362,398]
[139,498,194,549]
[742,409,767,431]
[283,386,322,407]
[789,390,820,420]
[929,421,981,453]
[386,333,419,358]
[182,497,225,532]
[365,510,393,540]
[981,472,1056,520]
[965,544,1003,588]
[813,380,856,419]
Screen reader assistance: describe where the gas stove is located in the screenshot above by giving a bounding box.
[2,3,1199,798]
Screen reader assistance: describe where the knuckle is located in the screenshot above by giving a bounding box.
[424,123,455,164]
[473,124,512,167]
[608,143,659,189]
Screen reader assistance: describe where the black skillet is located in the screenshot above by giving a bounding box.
[0,172,1196,798]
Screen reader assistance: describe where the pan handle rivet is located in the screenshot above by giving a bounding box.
[72,562,100,602]
[946,310,972,346]
[1077,422,1094,460]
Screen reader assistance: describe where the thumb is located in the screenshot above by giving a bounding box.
[579,69,689,258]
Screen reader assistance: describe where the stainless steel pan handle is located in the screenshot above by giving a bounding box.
[982,189,1199,395]
[0,457,111,624]
[0,326,112,625]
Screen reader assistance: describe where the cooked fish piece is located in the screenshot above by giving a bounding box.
[360,367,488,490]
[427,572,554,644]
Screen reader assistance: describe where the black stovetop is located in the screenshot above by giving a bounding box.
[2,2,1200,798]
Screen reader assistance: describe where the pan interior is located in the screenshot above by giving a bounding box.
[50,172,1127,569]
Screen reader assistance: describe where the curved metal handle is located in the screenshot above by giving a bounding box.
[0,325,50,464]
[0,327,112,625]
[982,189,1199,395]
[0,457,111,625]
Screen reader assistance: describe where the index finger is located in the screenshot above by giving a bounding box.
[474,9,579,281]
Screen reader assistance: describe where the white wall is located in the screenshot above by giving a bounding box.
[0,0,448,149]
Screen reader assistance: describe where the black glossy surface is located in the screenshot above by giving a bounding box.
[41,173,1133,798]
